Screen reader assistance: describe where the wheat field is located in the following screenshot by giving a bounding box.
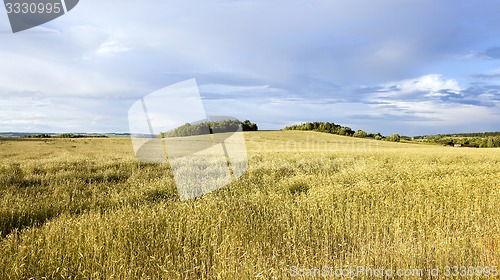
[0,131,499,279]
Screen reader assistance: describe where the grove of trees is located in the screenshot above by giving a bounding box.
[163,119,258,138]
[386,133,401,142]
[413,132,500,148]
[283,122,500,147]
[283,122,355,136]
[241,120,258,131]
[353,130,368,138]
[282,122,397,141]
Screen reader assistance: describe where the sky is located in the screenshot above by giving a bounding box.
[0,0,499,136]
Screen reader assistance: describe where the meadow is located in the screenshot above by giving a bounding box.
[0,131,498,279]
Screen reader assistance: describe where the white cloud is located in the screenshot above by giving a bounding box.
[381,74,461,97]
[344,73,500,134]
[1,0,500,134]
[199,84,286,95]
[96,40,132,55]
[0,51,134,97]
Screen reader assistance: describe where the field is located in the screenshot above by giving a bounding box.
[0,131,499,279]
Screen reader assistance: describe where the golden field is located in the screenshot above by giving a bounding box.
[0,131,499,279]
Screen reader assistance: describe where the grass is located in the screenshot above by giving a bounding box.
[0,131,499,279]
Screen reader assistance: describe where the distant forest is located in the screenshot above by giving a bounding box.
[9,120,499,148]
[22,134,108,139]
[414,132,500,138]
[283,122,402,142]
[283,122,500,147]
[413,132,500,148]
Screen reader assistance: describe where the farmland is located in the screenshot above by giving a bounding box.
[0,131,499,279]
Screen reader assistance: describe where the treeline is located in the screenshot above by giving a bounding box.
[163,119,257,138]
[283,122,354,136]
[415,135,500,148]
[282,122,403,142]
[23,134,108,139]
[414,132,500,139]
[283,122,500,147]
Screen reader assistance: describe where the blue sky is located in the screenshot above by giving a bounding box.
[0,0,499,136]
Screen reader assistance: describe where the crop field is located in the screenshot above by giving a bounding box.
[0,131,499,279]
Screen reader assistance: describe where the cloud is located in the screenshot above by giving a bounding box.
[368,75,463,104]
[470,72,500,79]
[96,40,132,55]
[199,84,286,95]
[1,0,500,135]
[465,46,500,60]
[349,113,441,122]
[342,74,500,134]
[483,47,500,59]
[385,74,461,95]
[0,94,132,133]
[367,74,500,107]
[0,50,136,98]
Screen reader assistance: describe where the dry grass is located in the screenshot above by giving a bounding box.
[0,131,498,279]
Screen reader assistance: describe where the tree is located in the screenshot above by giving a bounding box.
[344,127,354,136]
[387,133,401,142]
[241,120,258,131]
[318,123,326,132]
[353,130,368,138]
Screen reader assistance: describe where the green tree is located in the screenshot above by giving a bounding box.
[387,133,401,142]
[353,130,368,138]
[242,120,258,131]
